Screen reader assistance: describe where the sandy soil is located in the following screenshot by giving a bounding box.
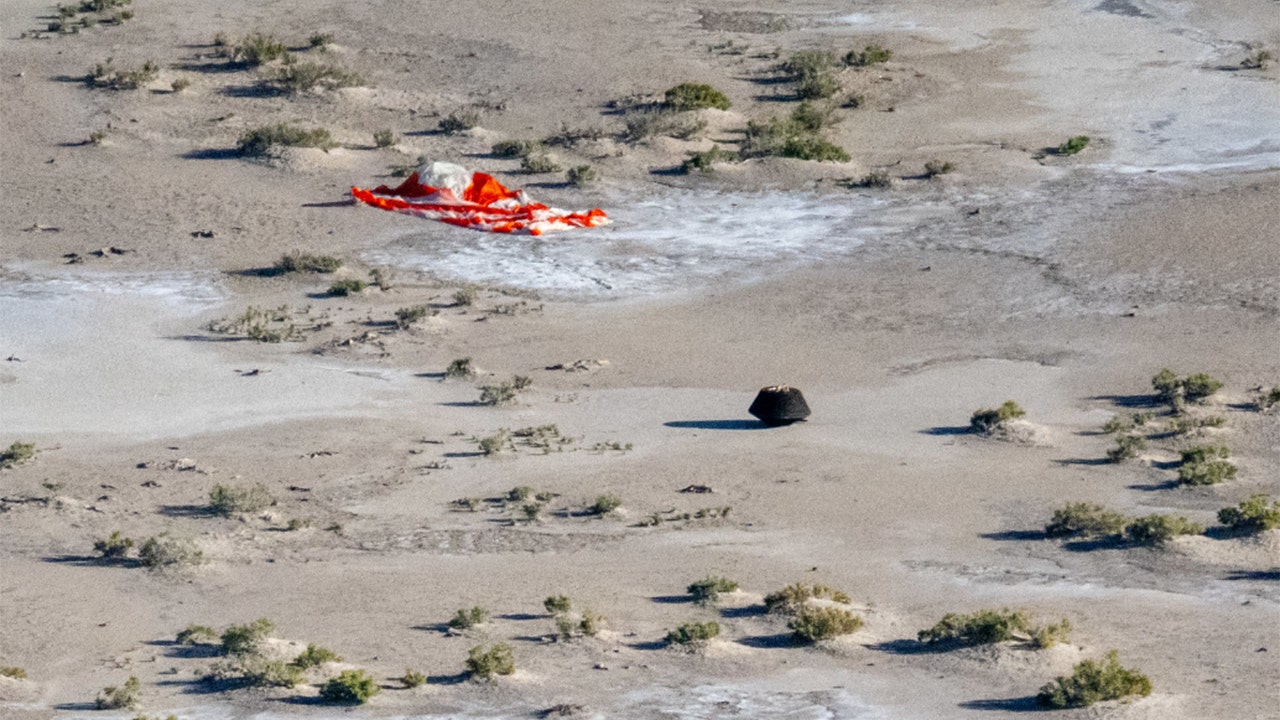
[1,0,1277,718]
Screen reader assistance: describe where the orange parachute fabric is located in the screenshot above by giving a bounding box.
[351,161,608,235]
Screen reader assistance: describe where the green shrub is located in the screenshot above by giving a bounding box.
[476,430,511,455]
[491,139,540,158]
[175,625,219,645]
[567,165,598,187]
[274,252,343,273]
[401,668,426,688]
[372,129,396,148]
[209,482,275,517]
[1217,494,1280,533]
[845,170,892,189]
[237,657,303,688]
[739,112,849,162]
[479,376,530,406]
[448,606,489,630]
[452,287,477,306]
[663,83,731,111]
[95,676,140,710]
[320,669,380,704]
[237,124,336,156]
[790,606,863,642]
[86,59,158,90]
[665,621,720,646]
[1030,618,1073,649]
[327,279,367,296]
[292,644,341,669]
[439,109,481,134]
[763,583,851,613]
[687,576,738,604]
[778,50,840,99]
[588,494,622,516]
[544,595,572,614]
[394,305,432,329]
[231,33,286,66]
[1182,373,1223,402]
[918,608,1031,646]
[969,400,1026,433]
[445,357,475,379]
[93,531,134,561]
[681,144,738,174]
[1257,387,1280,412]
[1177,446,1236,485]
[138,534,202,570]
[171,77,191,93]
[622,109,707,142]
[577,609,603,637]
[1057,135,1090,156]
[1240,49,1272,69]
[923,159,955,177]
[0,667,26,679]
[1044,503,1128,539]
[1123,514,1203,545]
[844,44,893,67]
[220,618,274,657]
[520,152,562,174]
[1036,650,1152,708]
[466,643,515,681]
[309,32,334,48]
[267,60,362,94]
[1106,434,1146,462]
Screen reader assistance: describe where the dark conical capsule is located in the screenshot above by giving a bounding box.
[748,385,811,426]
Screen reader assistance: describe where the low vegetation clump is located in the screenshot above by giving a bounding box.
[394,305,432,329]
[292,644,341,669]
[843,44,893,66]
[844,170,892,189]
[175,625,219,646]
[556,609,603,639]
[448,606,490,630]
[478,375,532,406]
[401,669,426,688]
[588,494,622,516]
[681,144,738,174]
[94,531,134,561]
[86,58,158,90]
[687,576,738,604]
[923,159,955,177]
[1,441,36,469]
[233,656,303,688]
[778,49,840,99]
[764,583,852,614]
[320,669,380,704]
[327,279,367,297]
[520,151,563,174]
[566,165,598,187]
[267,60,363,94]
[273,252,343,274]
[237,124,337,156]
[373,129,397,148]
[230,33,287,66]
[1152,369,1223,409]
[1056,135,1090,156]
[138,534,202,570]
[491,139,541,158]
[0,667,27,679]
[1102,412,1152,434]
[309,32,335,48]
[663,83,731,111]
[1123,514,1204,545]
[439,109,481,134]
[1177,445,1236,485]
[622,109,707,143]
[969,400,1026,434]
[220,618,274,657]
[209,483,275,517]
[739,106,850,162]
[171,77,191,92]
[1217,494,1280,534]
[1106,434,1146,463]
[206,305,306,343]
[95,676,140,710]
[1036,650,1152,708]
[445,357,476,379]
[476,430,512,456]
[544,595,572,614]
[919,608,1032,646]
[665,621,720,647]
[466,643,515,681]
[1044,503,1129,539]
[1240,49,1272,70]
[790,606,863,642]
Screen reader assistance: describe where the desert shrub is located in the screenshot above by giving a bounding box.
[577,609,604,637]
[1257,387,1280,412]
[267,60,362,94]
[844,44,893,67]
[138,534,202,570]
[1106,434,1146,463]
[209,482,275,517]
[544,595,572,614]
[237,124,336,156]
[401,669,426,688]
[739,112,849,162]
[176,625,219,645]
[445,357,475,379]
[588,494,622,516]
[789,100,837,132]
[1167,414,1225,435]
[274,252,342,273]
[292,644,341,669]
[231,33,286,66]
[220,618,274,657]
[663,83,731,111]
[622,109,707,142]
[1123,514,1203,545]
[1177,445,1236,485]
[969,400,1026,434]
[923,159,955,177]
[171,77,191,92]
[285,518,310,531]
[95,676,140,710]
[2,438,37,466]
[1044,503,1128,539]
[466,644,515,681]
[681,144,738,174]
[478,376,530,406]
[1217,494,1280,534]
[790,606,863,642]
[845,170,892,189]
[520,151,563,174]
[918,608,1031,646]
[320,669,379,704]
[1240,49,1272,70]
[491,139,540,158]
[453,287,477,306]
[1037,650,1152,708]
[439,109,481,134]
[394,305,431,329]
[327,279,367,296]
[0,667,26,679]
[94,531,134,561]
[1101,415,1132,434]
[687,576,738,604]
[566,165,598,187]
[543,123,604,147]
[763,583,851,614]
[1182,373,1223,402]
[1030,619,1073,649]
[665,621,720,646]
[778,49,840,99]
[1057,135,1090,156]
[476,430,511,455]
[448,606,490,630]
[86,59,158,90]
[309,32,335,48]
[237,657,303,688]
[371,129,397,148]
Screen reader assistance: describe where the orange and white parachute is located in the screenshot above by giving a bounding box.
[351,162,608,235]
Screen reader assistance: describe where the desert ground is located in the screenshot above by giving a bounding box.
[1,0,1277,718]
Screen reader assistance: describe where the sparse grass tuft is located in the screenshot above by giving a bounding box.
[687,576,738,604]
[401,669,426,688]
[0,667,27,679]
[566,165,597,187]
[681,144,738,174]
[1057,135,1090,156]
[171,76,191,93]
[663,83,731,111]
[394,305,432,329]
[238,124,337,156]
[478,376,531,406]
[231,33,286,66]
[86,58,158,90]
[476,430,511,455]
[843,44,893,67]
[466,644,515,681]
[274,252,343,273]
[1106,434,1146,463]
[373,129,397,148]
[267,60,362,94]
[923,159,955,178]
[439,109,481,134]
[445,357,476,380]
[209,483,275,517]
[1,441,35,469]
[844,170,892,189]
[320,669,379,704]
[138,534,202,570]
[1218,494,1280,533]
[1037,650,1152,708]
[520,152,563,174]
[622,109,707,143]
[789,606,863,642]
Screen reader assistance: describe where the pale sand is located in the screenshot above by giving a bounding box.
[1,0,1277,718]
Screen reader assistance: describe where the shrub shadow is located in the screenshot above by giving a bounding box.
[1126,480,1180,492]
[52,703,99,711]
[497,613,543,621]
[736,633,797,649]
[1224,569,1280,581]
[867,639,941,655]
[719,605,767,619]
[921,426,972,436]
[427,671,470,685]
[438,401,483,409]
[957,696,1042,712]
[145,640,221,659]
[663,419,766,431]
[182,148,241,160]
[277,696,334,706]
[219,84,283,99]
[229,267,287,278]
[980,530,1048,542]
[410,623,452,633]
[1054,458,1112,466]
[649,595,693,605]
[414,372,447,379]
[1088,394,1161,409]
[628,639,668,651]
[160,504,215,518]
[1061,536,1128,552]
